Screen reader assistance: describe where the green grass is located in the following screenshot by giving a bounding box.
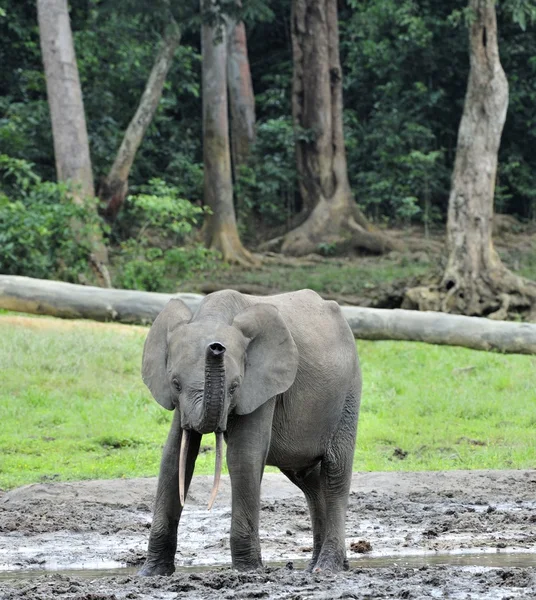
[355,340,536,471]
[0,318,535,490]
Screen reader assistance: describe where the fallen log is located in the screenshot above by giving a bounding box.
[1,275,535,355]
[341,307,536,355]
[0,275,203,325]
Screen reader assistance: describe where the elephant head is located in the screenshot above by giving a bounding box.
[142,298,299,508]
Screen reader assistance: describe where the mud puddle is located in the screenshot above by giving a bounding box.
[1,550,535,581]
[0,470,535,598]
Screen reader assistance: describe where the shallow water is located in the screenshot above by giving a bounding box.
[1,551,534,581]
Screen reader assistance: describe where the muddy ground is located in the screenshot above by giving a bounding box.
[0,470,535,599]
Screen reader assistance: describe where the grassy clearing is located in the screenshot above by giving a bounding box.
[0,316,535,490]
[356,340,536,471]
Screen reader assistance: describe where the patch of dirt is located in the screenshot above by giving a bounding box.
[0,315,148,334]
[1,471,535,598]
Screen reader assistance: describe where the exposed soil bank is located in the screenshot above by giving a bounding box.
[0,470,535,598]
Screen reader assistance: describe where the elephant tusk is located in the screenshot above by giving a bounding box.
[207,432,224,510]
[179,429,190,507]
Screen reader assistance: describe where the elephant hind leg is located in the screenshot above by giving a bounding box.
[281,463,325,570]
[314,394,359,573]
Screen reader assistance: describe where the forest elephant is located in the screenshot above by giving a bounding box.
[139,289,361,576]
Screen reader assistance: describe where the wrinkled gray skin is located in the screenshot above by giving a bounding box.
[138,289,361,576]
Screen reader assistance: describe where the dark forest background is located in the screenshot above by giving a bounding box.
[1,0,535,296]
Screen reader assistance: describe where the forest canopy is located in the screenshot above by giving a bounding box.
[3,0,535,219]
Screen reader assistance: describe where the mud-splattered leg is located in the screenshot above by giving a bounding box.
[282,464,326,570]
[314,394,358,573]
[226,400,275,571]
[139,411,201,576]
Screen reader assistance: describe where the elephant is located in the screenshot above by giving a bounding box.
[138,288,361,576]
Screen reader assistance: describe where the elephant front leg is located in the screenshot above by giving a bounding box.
[226,400,275,571]
[139,411,201,576]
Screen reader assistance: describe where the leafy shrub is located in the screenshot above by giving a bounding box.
[116,178,206,242]
[114,242,219,292]
[0,154,102,281]
[114,247,167,292]
[113,178,219,291]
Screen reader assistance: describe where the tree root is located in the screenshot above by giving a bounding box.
[89,254,112,288]
[277,207,403,256]
[258,235,285,253]
[345,218,404,254]
[404,266,536,322]
[402,237,444,254]
[208,228,261,267]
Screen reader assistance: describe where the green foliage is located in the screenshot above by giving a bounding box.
[316,242,338,257]
[0,0,55,179]
[73,8,203,191]
[496,2,536,218]
[340,0,536,223]
[1,319,535,489]
[116,241,218,292]
[235,117,297,232]
[341,0,460,223]
[503,0,536,31]
[0,155,102,281]
[125,178,206,239]
[1,0,204,191]
[113,178,218,291]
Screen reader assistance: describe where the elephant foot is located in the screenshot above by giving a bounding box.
[232,554,264,572]
[138,559,175,577]
[306,553,321,573]
[231,537,264,572]
[233,561,264,572]
[312,548,347,574]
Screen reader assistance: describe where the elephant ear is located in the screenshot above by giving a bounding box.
[232,304,298,416]
[142,299,192,410]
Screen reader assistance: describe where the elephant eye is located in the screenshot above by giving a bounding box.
[228,381,239,396]
[172,378,182,392]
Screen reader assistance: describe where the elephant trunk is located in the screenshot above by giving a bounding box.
[179,341,226,510]
[198,342,226,434]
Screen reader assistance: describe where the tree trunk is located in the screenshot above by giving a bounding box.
[405,0,536,320]
[37,0,94,198]
[99,20,182,221]
[201,9,258,266]
[37,0,110,283]
[2,276,536,355]
[280,0,401,256]
[227,19,256,175]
